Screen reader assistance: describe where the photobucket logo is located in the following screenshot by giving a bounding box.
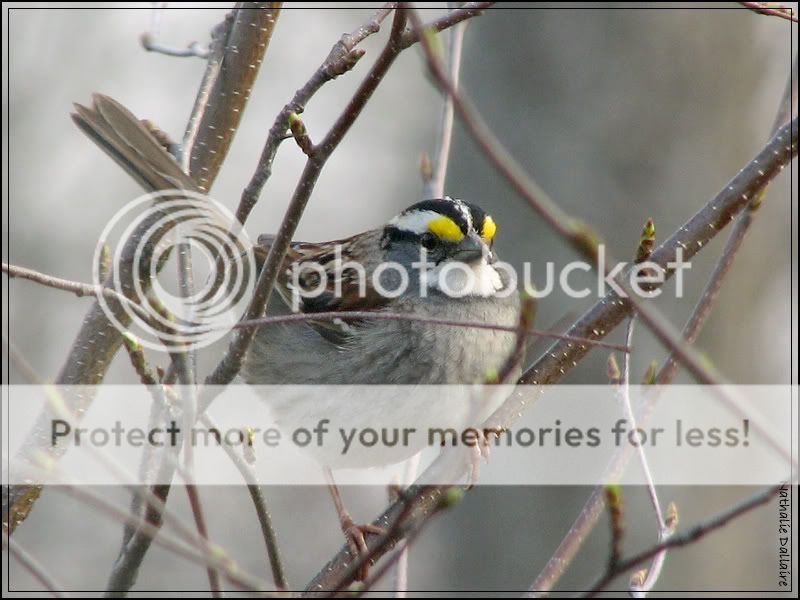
[92,191,255,351]
[286,244,691,310]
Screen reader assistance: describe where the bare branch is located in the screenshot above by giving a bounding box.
[583,484,787,596]
[513,121,796,379]
[422,5,470,199]
[199,415,288,591]
[657,53,797,384]
[2,261,150,323]
[3,261,627,353]
[3,532,66,597]
[140,5,210,58]
[234,4,394,225]
[619,320,665,527]
[407,1,797,461]
[529,54,798,596]
[184,484,222,597]
[234,3,494,226]
[491,294,536,384]
[232,310,629,352]
[399,2,495,48]
[740,2,798,23]
[5,337,268,593]
[55,485,270,594]
[185,3,282,191]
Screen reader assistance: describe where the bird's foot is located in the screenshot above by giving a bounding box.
[340,515,387,581]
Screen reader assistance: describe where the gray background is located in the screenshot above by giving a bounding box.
[3,3,797,595]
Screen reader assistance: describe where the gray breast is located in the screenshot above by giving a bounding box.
[241,291,521,385]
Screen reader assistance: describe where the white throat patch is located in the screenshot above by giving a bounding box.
[424,257,503,298]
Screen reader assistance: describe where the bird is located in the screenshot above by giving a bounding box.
[72,93,524,580]
[242,197,522,576]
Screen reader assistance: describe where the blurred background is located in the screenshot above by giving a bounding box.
[3,3,797,595]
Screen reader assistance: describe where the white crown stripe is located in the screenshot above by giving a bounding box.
[388,209,446,235]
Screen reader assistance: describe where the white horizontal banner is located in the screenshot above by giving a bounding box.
[2,385,796,486]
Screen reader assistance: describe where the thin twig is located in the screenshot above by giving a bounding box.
[3,532,66,597]
[528,54,798,596]
[199,414,289,591]
[616,318,674,597]
[493,294,536,383]
[141,4,209,58]
[234,4,394,225]
[619,319,664,527]
[141,36,209,58]
[398,2,495,48]
[656,53,797,384]
[184,483,222,597]
[422,3,469,199]
[5,337,267,594]
[232,310,628,352]
[53,484,271,594]
[4,261,627,353]
[2,261,150,323]
[583,484,786,596]
[632,501,678,597]
[740,1,798,23]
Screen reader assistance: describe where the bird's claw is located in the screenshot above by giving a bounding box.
[340,516,387,581]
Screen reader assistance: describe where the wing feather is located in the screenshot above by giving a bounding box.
[252,232,389,344]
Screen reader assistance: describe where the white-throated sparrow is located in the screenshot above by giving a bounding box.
[243,198,522,578]
[73,94,523,579]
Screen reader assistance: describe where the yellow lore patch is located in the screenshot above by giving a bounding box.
[428,216,464,242]
[481,215,497,241]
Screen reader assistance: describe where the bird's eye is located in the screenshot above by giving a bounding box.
[420,232,438,251]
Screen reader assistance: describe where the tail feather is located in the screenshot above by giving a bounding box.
[71,94,198,192]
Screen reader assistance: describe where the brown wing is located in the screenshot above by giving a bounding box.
[252,231,390,344]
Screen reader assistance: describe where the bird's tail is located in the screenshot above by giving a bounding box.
[71,93,198,193]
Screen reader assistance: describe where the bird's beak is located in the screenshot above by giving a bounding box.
[452,232,491,264]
